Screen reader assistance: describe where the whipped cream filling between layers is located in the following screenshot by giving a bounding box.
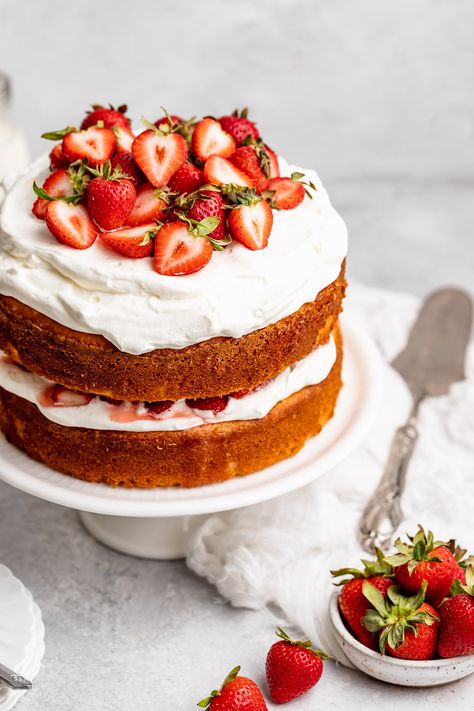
[0,155,347,354]
[0,335,337,432]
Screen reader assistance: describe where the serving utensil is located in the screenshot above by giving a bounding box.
[0,660,31,690]
[359,288,472,553]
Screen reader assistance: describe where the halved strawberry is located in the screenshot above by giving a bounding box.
[87,174,136,231]
[192,118,236,161]
[50,384,93,407]
[145,400,174,416]
[219,109,259,145]
[266,145,280,178]
[168,162,204,194]
[203,155,255,188]
[231,380,270,399]
[126,184,167,226]
[113,125,135,153]
[81,104,130,130]
[45,201,98,249]
[49,144,70,170]
[32,169,75,219]
[99,223,156,258]
[154,221,213,276]
[132,130,188,188]
[110,152,144,184]
[228,199,273,250]
[62,127,116,165]
[265,177,305,209]
[186,396,228,413]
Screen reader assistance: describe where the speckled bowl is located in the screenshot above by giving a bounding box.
[329,590,474,686]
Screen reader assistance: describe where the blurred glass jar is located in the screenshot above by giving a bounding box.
[0,72,29,182]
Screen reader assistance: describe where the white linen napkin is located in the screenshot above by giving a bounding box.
[186,282,474,663]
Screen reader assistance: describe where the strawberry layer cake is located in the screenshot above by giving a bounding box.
[0,105,347,488]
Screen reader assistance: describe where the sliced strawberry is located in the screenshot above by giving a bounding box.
[132,130,188,188]
[219,110,259,145]
[32,169,75,220]
[192,118,236,161]
[228,199,273,250]
[230,145,270,192]
[168,163,204,194]
[45,201,98,249]
[49,144,70,170]
[266,177,305,210]
[110,152,144,184]
[100,395,123,406]
[62,127,116,165]
[231,380,270,398]
[266,145,280,178]
[87,176,136,231]
[113,125,135,153]
[154,221,212,276]
[126,184,167,226]
[145,400,174,416]
[50,384,93,407]
[186,396,228,413]
[81,104,130,130]
[99,223,156,258]
[203,155,255,188]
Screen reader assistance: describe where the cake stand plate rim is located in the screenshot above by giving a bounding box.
[0,315,382,517]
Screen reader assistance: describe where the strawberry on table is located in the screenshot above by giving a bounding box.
[45,201,98,249]
[197,665,267,711]
[266,627,330,704]
[32,169,75,220]
[362,580,440,659]
[168,162,204,194]
[50,384,93,407]
[331,549,394,649]
[154,217,220,276]
[62,126,116,165]
[203,155,255,189]
[385,527,459,607]
[81,103,130,130]
[227,190,273,250]
[438,565,474,657]
[132,119,188,188]
[126,184,168,226]
[192,117,236,162]
[99,223,157,259]
[219,108,259,145]
[265,172,317,210]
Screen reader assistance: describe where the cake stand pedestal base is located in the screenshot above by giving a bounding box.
[79,511,208,559]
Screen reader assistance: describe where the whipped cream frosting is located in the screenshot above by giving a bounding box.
[0,336,336,432]
[0,155,347,354]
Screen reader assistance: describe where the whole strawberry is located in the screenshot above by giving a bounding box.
[265,628,329,704]
[438,565,474,657]
[175,187,226,242]
[197,665,267,711]
[386,527,458,607]
[219,108,259,145]
[86,161,136,230]
[229,143,270,192]
[81,103,130,130]
[362,580,440,660]
[331,548,394,649]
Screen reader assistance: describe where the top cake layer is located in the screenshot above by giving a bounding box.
[0,155,347,355]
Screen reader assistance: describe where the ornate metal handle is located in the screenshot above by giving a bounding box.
[358,417,419,553]
[0,661,32,690]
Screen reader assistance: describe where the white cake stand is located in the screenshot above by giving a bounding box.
[0,318,382,559]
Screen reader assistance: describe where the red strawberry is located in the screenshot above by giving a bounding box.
[45,201,98,249]
[265,176,305,210]
[231,381,269,399]
[219,109,259,146]
[81,104,130,130]
[99,223,156,258]
[113,125,135,153]
[265,145,280,178]
[332,550,394,649]
[62,127,116,165]
[186,189,225,240]
[362,580,439,660]
[266,628,330,704]
[168,162,204,194]
[32,169,75,220]
[87,173,136,231]
[438,566,474,657]
[186,396,228,413]
[154,221,213,276]
[192,117,236,161]
[110,152,144,185]
[126,184,167,226]
[49,144,70,170]
[50,384,93,407]
[132,129,188,188]
[197,666,267,711]
[386,527,459,607]
[455,565,467,585]
[203,156,255,188]
[145,400,174,416]
[228,197,273,251]
[229,145,269,192]
[154,114,183,130]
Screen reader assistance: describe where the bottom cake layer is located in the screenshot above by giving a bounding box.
[0,328,343,489]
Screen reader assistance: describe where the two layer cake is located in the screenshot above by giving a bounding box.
[0,105,347,488]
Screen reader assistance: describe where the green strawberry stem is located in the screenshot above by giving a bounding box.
[385,526,449,573]
[197,665,241,708]
[275,627,331,659]
[331,547,393,586]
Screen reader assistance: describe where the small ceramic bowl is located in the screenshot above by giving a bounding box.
[329,590,474,686]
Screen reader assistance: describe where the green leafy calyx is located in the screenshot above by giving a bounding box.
[275,627,331,659]
[331,547,393,586]
[197,666,240,708]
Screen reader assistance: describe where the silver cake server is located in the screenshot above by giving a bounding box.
[359,287,472,553]
[0,661,32,690]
